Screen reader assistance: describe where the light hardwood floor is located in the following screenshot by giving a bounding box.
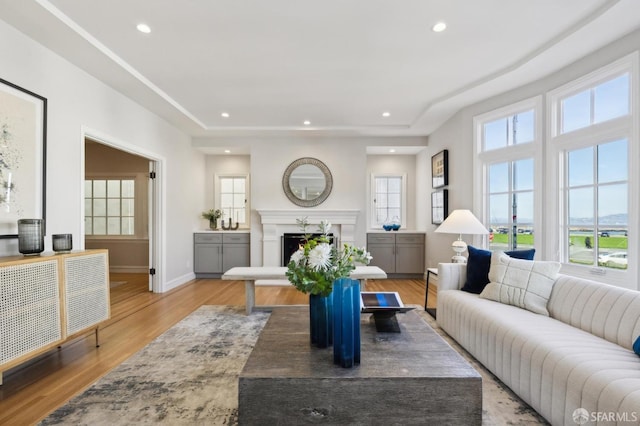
[0,274,436,425]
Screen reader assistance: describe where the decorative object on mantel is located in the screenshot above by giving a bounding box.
[435,209,489,263]
[17,218,44,256]
[282,157,333,207]
[201,209,222,230]
[52,233,72,253]
[285,217,371,353]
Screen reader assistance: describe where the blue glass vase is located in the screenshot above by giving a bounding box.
[333,278,361,368]
[309,292,333,348]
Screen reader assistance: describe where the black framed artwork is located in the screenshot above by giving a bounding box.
[0,78,47,238]
[431,189,448,225]
[431,149,448,188]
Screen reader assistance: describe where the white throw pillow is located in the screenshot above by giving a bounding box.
[479,252,561,316]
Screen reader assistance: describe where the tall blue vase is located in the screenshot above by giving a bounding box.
[333,278,361,368]
[309,292,333,348]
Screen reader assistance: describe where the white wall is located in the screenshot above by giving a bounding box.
[249,138,368,265]
[366,155,417,229]
[0,19,205,291]
[425,27,640,270]
[202,154,251,229]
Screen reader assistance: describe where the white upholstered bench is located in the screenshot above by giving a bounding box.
[222,266,387,314]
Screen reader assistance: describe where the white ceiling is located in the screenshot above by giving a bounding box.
[2,0,640,141]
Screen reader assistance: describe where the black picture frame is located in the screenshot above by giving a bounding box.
[431,149,448,188]
[431,189,448,225]
[0,78,47,239]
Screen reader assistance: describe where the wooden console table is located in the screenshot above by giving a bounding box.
[0,250,110,385]
[222,266,387,314]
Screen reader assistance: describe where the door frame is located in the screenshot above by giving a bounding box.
[80,126,165,293]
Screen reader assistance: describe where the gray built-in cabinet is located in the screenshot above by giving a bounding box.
[194,232,250,278]
[367,232,425,278]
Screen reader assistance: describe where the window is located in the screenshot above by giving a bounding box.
[560,74,629,134]
[474,97,541,252]
[371,174,406,228]
[566,139,628,269]
[219,176,247,224]
[85,179,135,235]
[487,159,534,251]
[483,110,535,151]
[549,53,636,282]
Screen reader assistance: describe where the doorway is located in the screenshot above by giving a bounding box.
[83,133,161,299]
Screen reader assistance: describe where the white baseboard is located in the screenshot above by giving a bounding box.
[162,272,196,293]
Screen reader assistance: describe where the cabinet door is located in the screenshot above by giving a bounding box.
[64,252,110,336]
[0,260,62,367]
[222,244,250,272]
[194,244,222,273]
[367,244,396,273]
[395,244,425,274]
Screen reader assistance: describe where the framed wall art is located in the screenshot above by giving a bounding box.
[0,78,47,238]
[431,149,448,188]
[431,189,448,225]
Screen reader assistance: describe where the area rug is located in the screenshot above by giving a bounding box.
[40,306,269,425]
[41,305,549,425]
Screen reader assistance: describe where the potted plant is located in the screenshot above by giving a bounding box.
[202,209,222,230]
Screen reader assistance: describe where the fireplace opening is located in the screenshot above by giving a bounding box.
[282,233,335,266]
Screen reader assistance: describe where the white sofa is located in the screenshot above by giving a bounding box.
[437,262,640,426]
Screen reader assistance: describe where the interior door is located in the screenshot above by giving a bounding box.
[148,161,156,292]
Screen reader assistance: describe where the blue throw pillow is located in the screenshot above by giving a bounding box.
[461,246,492,294]
[505,248,536,260]
[634,336,640,357]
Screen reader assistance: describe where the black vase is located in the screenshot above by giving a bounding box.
[18,219,45,256]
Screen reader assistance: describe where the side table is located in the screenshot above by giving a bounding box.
[424,267,438,318]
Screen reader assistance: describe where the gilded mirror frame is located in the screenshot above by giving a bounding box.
[282,157,333,207]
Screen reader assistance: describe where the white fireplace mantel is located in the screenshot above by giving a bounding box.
[257,209,360,266]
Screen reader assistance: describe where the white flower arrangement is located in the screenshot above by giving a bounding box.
[285,217,372,296]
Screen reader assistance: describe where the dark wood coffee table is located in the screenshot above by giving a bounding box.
[238,307,482,425]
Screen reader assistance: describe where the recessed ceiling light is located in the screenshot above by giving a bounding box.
[382,112,391,117]
[303,120,311,126]
[221,112,230,118]
[136,23,151,34]
[432,22,447,32]
[389,149,396,153]
[224,149,231,154]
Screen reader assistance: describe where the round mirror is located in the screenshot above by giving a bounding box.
[282,157,333,207]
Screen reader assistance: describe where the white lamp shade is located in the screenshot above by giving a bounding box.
[435,209,489,235]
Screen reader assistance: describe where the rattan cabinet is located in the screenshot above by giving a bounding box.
[0,250,109,385]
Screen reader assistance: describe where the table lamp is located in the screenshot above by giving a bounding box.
[435,209,489,263]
